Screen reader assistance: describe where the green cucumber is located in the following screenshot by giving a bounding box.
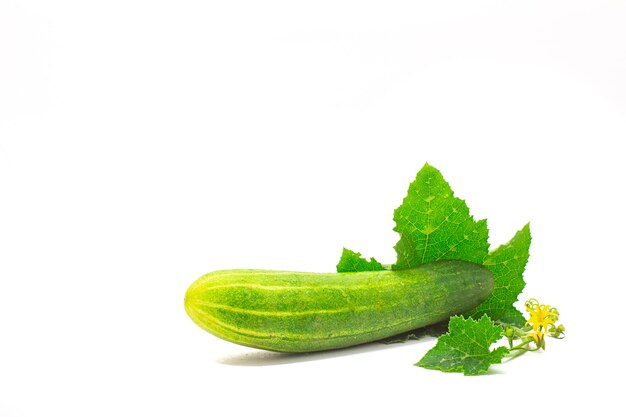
[184,260,493,352]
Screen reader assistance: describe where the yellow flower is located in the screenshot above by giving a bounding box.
[525,299,559,347]
[528,328,544,345]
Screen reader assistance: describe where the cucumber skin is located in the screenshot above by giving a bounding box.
[184,260,493,353]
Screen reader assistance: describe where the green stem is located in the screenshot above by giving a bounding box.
[504,339,541,362]
[510,339,533,351]
[506,348,529,361]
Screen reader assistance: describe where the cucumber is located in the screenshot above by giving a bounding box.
[184,260,493,352]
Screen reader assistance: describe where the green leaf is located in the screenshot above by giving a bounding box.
[393,163,489,270]
[496,308,527,328]
[336,248,385,272]
[416,315,509,376]
[467,224,531,326]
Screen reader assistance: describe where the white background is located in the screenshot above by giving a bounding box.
[1,1,625,416]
